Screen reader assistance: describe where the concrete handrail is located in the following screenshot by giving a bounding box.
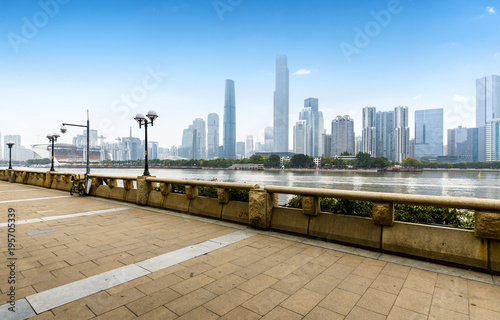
[89,174,137,180]
[264,185,500,211]
[146,177,259,190]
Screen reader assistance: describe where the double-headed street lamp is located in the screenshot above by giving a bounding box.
[134,110,158,176]
[6,141,14,169]
[47,133,60,171]
[61,110,90,174]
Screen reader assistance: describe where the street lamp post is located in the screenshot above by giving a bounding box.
[61,110,90,174]
[47,133,60,171]
[6,141,14,169]
[134,110,158,176]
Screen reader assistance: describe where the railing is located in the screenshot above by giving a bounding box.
[1,168,499,273]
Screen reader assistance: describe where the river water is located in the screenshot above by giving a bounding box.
[32,167,500,203]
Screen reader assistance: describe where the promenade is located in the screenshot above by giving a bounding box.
[1,180,499,319]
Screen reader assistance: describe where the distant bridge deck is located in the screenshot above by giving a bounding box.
[0,181,499,319]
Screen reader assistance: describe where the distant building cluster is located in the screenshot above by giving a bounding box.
[2,60,500,164]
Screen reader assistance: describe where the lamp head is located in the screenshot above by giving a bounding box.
[6,141,14,148]
[47,134,53,140]
[146,110,158,122]
[60,125,67,134]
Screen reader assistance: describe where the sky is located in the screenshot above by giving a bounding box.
[1,0,499,152]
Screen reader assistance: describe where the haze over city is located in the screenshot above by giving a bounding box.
[1,0,499,150]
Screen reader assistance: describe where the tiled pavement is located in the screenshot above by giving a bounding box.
[1,181,500,319]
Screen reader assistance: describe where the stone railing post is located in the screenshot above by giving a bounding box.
[217,188,230,204]
[475,211,500,239]
[160,183,172,196]
[123,180,134,191]
[185,185,198,199]
[249,189,277,228]
[7,170,15,183]
[136,176,151,205]
[302,196,320,216]
[372,202,394,226]
[44,172,53,188]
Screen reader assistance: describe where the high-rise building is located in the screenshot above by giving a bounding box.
[246,135,254,158]
[376,111,394,161]
[448,126,479,162]
[207,113,219,159]
[331,115,355,156]
[273,55,289,152]
[414,108,443,160]
[293,120,308,155]
[223,79,236,159]
[486,119,500,161]
[393,106,410,163]
[180,126,196,159]
[264,126,273,151]
[362,106,377,156]
[3,135,21,162]
[236,142,245,159]
[193,118,206,159]
[148,141,159,160]
[322,133,332,157]
[476,75,500,161]
[299,107,313,155]
[304,98,324,157]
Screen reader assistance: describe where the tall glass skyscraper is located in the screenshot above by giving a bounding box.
[223,79,236,159]
[362,106,377,156]
[476,75,500,161]
[331,115,355,156]
[193,118,206,159]
[207,113,219,159]
[273,55,289,152]
[376,111,394,161]
[414,108,443,160]
[293,120,308,155]
[486,119,500,161]
[393,106,410,163]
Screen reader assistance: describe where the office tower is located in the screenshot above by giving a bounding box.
[273,55,289,152]
[148,141,159,160]
[331,115,355,156]
[409,139,415,158]
[476,75,500,161]
[355,136,363,155]
[236,142,245,159]
[414,108,443,160]
[393,106,410,163]
[376,111,394,161]
[193,118,206,159]
[293,120,308,155]
[264,126,273,151]
[304,98,324,157]
[486,119,500,161]
[299,107,313,155]
[362,107,377,156]
[207,113,219,159]
[322,133,332,157]
[4,135,21,162]
[246,135,254,158]
[180,126,196,159]
[223,79,236,159]
[448,126,479,162]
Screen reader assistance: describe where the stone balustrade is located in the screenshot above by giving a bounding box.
[1,168,499,273]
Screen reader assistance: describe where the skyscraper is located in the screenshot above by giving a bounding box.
[223,79,236,159]
[477,75,500,161]
[273,55,289,152]
[193,118,206,159]
[486,119,500,161]
[414,108,443,160]
[331,115,355,156]
[180,126,196,159]
[264,126,273,151]
[3,135,21,162]
[293,120,308,155]
[448,126,478,162]
[246,135,254,158]
[236,142,245,159]
[304,98,324,157]
[299,107,313,155]
[393,106,410,163]
[207,113,219,159]
[376,111,394,161]
[362,106,377,156]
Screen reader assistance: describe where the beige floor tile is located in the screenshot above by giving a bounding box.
[387,306,427,320]
[394,287,432,315]
[261,306,303,320]
[431,287,468,315]
[356,287,397,315]
[310,250,344,267]
[203,262,241,279]
[94,306,136,320]
[220,306,261,320]
[304,306,344,320]
[175,306,219,320]
[436,273,468,294]
[404,272,437,295]
[319,288,361,316]
[337,254,365,267]
[264,262,299,280]
[468,280,500,313]
[271,273,310,295]
[87,287,145,315]
[292,261,327,280]
[370,273,405,295]
[204,288,252,316]
[169,274,214,295]
[280,288,325,316]
[135,273,183,295]
[204,273,247,295]
[338,273,373,295]
[242,288,289,315]
[351,261,385,279]
[233,262,271,280]
[304,274,340,295]
[238,274,278,295]
[380,263,411,279]
[126,287,181,316]
[429,305,469,320]
[135,306,177,320]
[469,305,500,320]
[346,306,386,320]
[323,262,356,280]
[165,288,217,316]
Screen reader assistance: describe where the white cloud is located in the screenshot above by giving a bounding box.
[487,6,496,14]
[293,69,312,75]
[413,94,422,100]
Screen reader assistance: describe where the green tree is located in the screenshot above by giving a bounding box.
[355,152,371,167]
[265,154,281,167]
[340,151,352,156]
[289,154,314,168]
[401,157,421,168]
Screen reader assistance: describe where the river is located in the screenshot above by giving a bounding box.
[23,167,500,203]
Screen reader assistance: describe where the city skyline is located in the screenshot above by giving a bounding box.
[1,1,499,150]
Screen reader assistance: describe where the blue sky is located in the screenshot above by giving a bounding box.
[1,0,499,150]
